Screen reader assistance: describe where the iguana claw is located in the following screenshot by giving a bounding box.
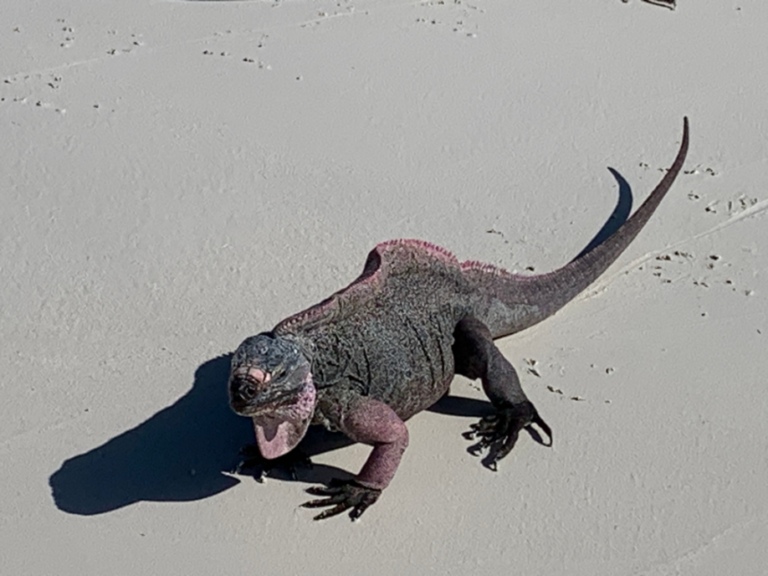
[233,444,312,482]
[302,479,381,521]
[465,401,552,470]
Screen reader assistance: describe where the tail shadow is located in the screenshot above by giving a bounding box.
[574,167,633,259]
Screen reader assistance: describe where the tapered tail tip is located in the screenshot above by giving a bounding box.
[671,116,690,173]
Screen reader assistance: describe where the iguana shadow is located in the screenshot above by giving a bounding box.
[48,354,490,515]
[49,168,632,515]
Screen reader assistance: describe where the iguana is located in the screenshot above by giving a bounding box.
[228,118,689,521]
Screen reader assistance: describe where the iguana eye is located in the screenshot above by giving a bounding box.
[240,382,257,399]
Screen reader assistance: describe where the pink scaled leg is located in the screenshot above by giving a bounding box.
[303,397,408,521]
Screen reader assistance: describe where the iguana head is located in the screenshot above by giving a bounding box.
[228,333,316,459]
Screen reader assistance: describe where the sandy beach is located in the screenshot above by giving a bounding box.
[2,0,767,573]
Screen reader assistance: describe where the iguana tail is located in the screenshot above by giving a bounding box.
[463,117,690,339]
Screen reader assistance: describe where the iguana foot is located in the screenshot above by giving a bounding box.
[233,444,312,482]
[302,479,381,521]
[464,401,552,471]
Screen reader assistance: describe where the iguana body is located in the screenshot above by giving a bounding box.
[229,119,689,520]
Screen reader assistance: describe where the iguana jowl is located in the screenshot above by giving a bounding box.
[229,118,689,520]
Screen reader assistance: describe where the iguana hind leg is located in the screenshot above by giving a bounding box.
[453,316,552,470]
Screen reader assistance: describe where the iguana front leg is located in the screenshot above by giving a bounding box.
[302,397,409,520]
[453,316,552,470]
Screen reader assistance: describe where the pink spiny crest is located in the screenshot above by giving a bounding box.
[460,260,513,277]
[376,238,459,265]
[278,239,462,332]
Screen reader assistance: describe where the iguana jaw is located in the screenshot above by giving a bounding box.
[248,371,316,458]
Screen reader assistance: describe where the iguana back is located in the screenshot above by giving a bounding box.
[275,240,474,419]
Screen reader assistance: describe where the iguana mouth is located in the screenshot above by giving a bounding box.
[252,376,317,459]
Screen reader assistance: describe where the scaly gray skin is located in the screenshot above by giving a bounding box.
[229,118,690,521]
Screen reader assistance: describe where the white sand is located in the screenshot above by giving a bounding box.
[2,0,767,573]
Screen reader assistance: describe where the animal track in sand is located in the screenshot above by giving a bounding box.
[201,33,271,70]
[202,49,272,70]
[105,32,145,55]
[522,358,616,405]
[640,246,758,298]
[414,0,484,38]
[1,22,153,115]
[56,18,75,49]
[1,73,68,115]
[626,162,762,309]
[300,0,359,28]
